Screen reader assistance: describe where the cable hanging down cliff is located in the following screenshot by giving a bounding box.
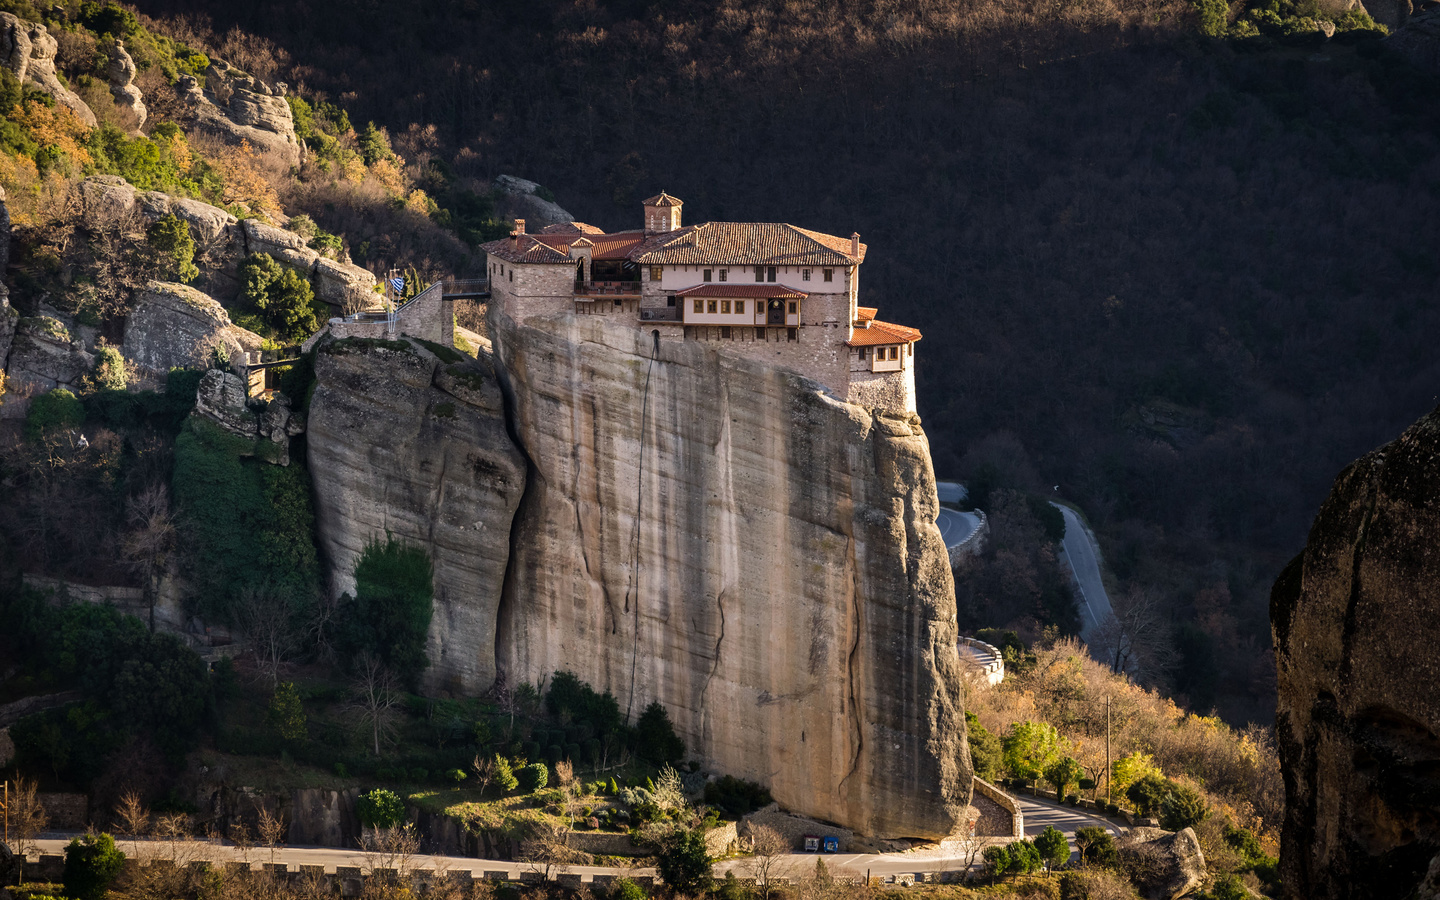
[624,330,661,721]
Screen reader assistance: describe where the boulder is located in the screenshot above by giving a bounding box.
[1272,403,1440,899]
[1116,826,1206,900]
[0,840,20,895]
[0,304,16,371]
[106,39,146,131]
[242,218,320,271]
[6,316,93,390]
[0,13,96,127]
[1388,8,1440,74]
[79,175,138,222]
[1366,0,1415,31]
[493,175,576,228]
[122,281,263,374]
[183,60,303,168]
[313,257,380,313]
[0,184,9,307]
[193,368,258,438]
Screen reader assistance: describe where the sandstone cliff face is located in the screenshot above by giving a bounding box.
[307,338,527,696]
[180,60,303,168]
[123,281,264,375]
[490,309,969,838]
[0,13,96,127]
[1272,404,1440,900]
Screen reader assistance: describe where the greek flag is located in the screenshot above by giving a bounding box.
[389,277,406,293]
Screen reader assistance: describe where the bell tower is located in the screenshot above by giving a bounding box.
[643,192,683,234]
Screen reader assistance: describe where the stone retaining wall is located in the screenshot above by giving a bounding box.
[947,508,988,566]
[971,777,1023,838]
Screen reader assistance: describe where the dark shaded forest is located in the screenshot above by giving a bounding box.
[128,0,1440,724]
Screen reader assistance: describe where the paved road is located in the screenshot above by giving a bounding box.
[1050,503,1114,645]
[936,507,982,549]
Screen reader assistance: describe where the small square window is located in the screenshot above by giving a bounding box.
[787,327,797,341]
[736,300,745,314]
[708,300,717,313]
[719,269,728,282]
[788,301,797,314]
[767,266,777,282]
[667,295,676,307]
[890,346,898,359]
[755,327,765,340]
[694,299,703,313]
[803,269,811,281]
[721,326,732,339]
[704,269,713,282]
[614,299,622,307]
[755,266,765,282]
[721,300,731,314]
[651,266,663,281]
[823,268,833,282]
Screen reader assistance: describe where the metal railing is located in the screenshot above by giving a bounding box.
[442,278,489,296]
[575,280,642,296]
[639,307,682,322]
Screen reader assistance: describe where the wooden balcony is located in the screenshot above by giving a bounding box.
[575,280,642,298]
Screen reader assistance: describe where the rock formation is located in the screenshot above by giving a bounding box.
[1389,8,1440,73]
[489,309,969,838]
[307,337,528,696]
[493,175,576,229]
[180,60,303,168]
[106,40,146,132]
[0,185,10,308]
[1116,826,1207,900]
[122,281,264,375]
[0,13,97,127]
[192,369,304,465]
[1272,403,1440,900]
[5,315,93,391]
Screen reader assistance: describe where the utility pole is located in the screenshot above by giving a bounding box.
[1106,696,1112,803]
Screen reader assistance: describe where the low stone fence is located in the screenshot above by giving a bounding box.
[740,803,855,852]
[957,637,1005,686]
[947,508,988,566]
[971,777,1024,838]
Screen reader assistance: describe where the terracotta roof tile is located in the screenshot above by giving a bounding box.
[846,319,922,347]
[674,284,808,299]
[634,222,863,266]
[540,222,607,234]
[643,192,683,207]
[479,234,573,264]
[855,306,877,322]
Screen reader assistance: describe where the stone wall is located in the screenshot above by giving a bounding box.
[491,307,969,839]
[969,777,1023,837]
[488,259,576,320]
[847,366,916,415]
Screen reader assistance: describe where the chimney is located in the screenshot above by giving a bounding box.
[851,232,860,258]
[514,219,526,235]
[511,219,525,249]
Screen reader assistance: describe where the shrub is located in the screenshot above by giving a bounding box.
[1065,794,1079,806]
[636,700,685,764]
[493,755,519,793]
[1035,825,1070,869]
[610,877,647,900]
[239,253,326,342]
[91,346,127,392]
[984,839,1042,877]
[1003,721,1066,785]
[448,768,467,783]
[333,537,434,686]
[656,828,712,894]
[25,388,84,441]
[1159,782,1209,831]
[146,213,198,283]
[518,762,548,792]
[1074,827,1118,868]
[1126,773,1172,817]
[703,775,773,818]
[1199,873,1251,900]
[268,682,307,742]
[1111,752,1161,797]
[410,767,429,782]
[356,789,405,829]
[63,833,125,900]
[966,711,1004,780]
[1045,756,1085,798]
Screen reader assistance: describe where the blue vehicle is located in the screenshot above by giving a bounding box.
[822,836,840,853]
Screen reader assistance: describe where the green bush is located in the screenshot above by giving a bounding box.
[147,214,199,283]
[984,839,1042,877]
[91,346,127,392]
[494,755,519,793]
[239,253,326,342]
[333,537,434,686]
[1159,782,1209,831]
[1035,825,1070,869]
[1126,772,1172,817]
[269,682,307,742]
[25,388,84,441]
[636,700,685,764]
[966,711,1004,780]
[1045,756,1085,798]
[63,832,125,900]
[518,761,548,792]
[356,789,405,829]
[656,828,712,893]
[1003,721,1065,785]
[1074,826,1118,868]
[610,877,647,900]
[702,775,773,818]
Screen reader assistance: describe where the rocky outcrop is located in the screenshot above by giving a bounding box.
[490,309,969,839]
[181,60,303,168]
[106,40,146,131]
[6,316,93,390]
[74,177,377,310]
[192,369,303,465]
[1389,8,1440,73]
[1272,403,1440,900]
[307,337,528,696]
[1116,827,1206,900]
[493,175,576,229]
[0,184,10,307]
[0,13,96,127]
[122,281,264,374]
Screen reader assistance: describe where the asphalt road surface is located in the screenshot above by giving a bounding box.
[936,507,982,549]
[1050,502,1114,645]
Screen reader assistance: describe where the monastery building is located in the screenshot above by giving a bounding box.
[482,193,922,414]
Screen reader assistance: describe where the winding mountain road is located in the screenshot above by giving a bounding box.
[1050,502,1114,645]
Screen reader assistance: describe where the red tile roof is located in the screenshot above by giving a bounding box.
[540,222,606,234]
[644,192,683,207]
[855,306,877,323]
[634,222,864,266]
[846,319,922,347]
[674,284,808,299]
[479,234,574,264]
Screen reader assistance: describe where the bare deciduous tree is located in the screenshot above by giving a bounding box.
[350,652,401,757]
[234,582,300,688]
[115,790,151,859]
[120,484,176,633]
[257,805,287,863]
[748,824,792,899]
